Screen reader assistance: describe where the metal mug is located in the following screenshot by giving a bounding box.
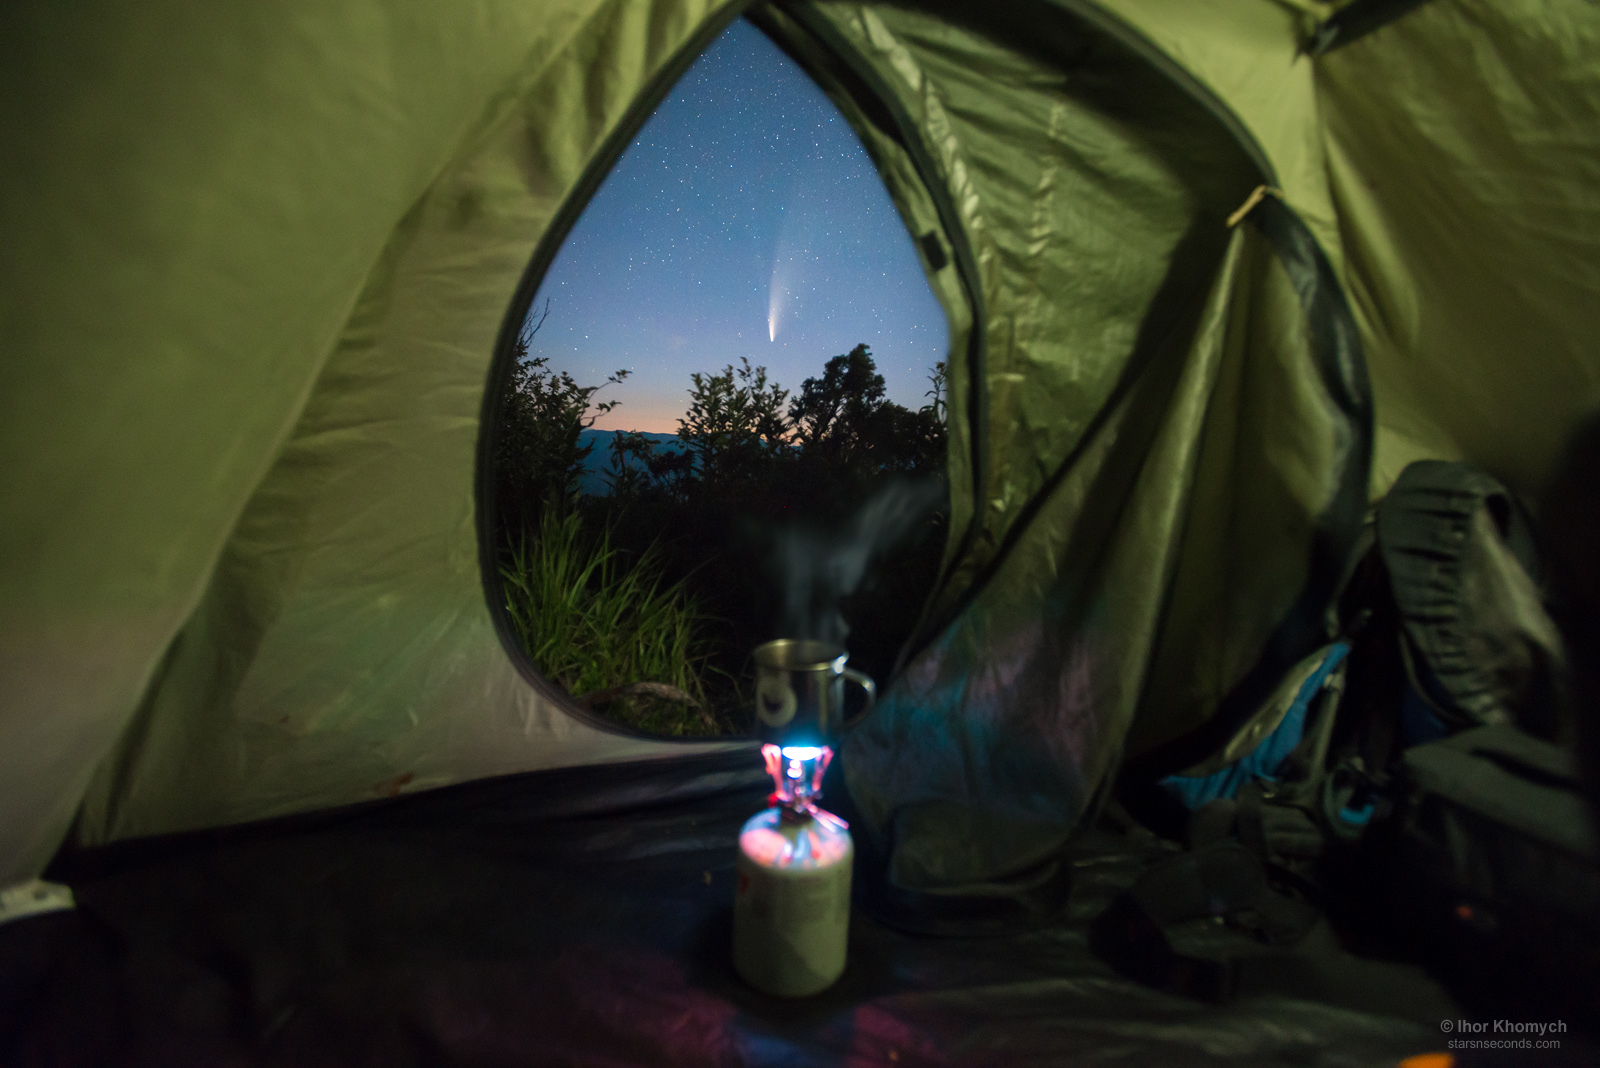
[752,639,876,748]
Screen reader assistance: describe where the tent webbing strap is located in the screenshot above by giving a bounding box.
[1305,0,1441,58]
[1226,186,1284,229]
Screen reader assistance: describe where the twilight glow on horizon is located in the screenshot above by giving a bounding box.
[519,18,949,435]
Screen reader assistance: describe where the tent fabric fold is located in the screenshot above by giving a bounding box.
[809,5,1367,919]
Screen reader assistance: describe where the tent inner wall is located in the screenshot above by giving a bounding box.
[71,0,749,850]
[2,0,751,882]
[64,0,1359,883]
[800,4,1358,925]
[32,0,1572,894]
[1317,0,1600,502]
[799,3,1265,624]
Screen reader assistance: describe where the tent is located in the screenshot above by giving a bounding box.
[3,0,1597,1061]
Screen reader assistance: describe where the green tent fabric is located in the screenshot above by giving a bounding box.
[3,0,1599,912]
[1318,0,1600,494]
[0,0,750,886]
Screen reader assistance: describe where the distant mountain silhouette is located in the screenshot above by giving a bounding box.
[577,429,686,496]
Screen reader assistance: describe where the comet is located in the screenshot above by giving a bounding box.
[767,263,786,342]
[767,194,808,343]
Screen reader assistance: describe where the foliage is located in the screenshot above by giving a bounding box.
[601,430,664,500]
[786,344,946,477]
[587,344,948,513]
[925,359,948,424]
[499,506,726,736]
[676,357,793,490]
[494,304,628,532]
[789,343,885,462]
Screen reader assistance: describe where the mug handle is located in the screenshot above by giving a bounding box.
[841,668,877,728]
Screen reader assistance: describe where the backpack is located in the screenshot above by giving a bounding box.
[1371,460,1568,746]
[1100,462,1597,1020]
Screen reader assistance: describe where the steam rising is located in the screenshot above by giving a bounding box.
[776,479,946,644]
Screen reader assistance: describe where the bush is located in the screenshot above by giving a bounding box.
[677,357,794,492]
[499,507,728,736]
[495,321,627,535]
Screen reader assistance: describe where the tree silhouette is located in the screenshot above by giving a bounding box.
[789,343,885,467]
[677,357,791,488]
[785,344,945,477]
[495,303,628,532]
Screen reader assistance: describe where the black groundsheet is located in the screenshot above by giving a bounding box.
[1,750,1587,1066]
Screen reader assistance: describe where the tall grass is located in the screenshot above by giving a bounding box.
[500,508,725,736]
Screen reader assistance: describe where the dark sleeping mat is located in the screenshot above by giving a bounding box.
[0,749,1579,1067]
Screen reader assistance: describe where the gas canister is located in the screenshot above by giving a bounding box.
[732,803,852,997]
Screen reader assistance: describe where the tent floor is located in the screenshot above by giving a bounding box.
[2,749,1587,1066]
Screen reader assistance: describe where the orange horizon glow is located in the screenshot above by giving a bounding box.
[588,409,686,436]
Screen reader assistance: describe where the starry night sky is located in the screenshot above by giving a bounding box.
[521,18,949,434]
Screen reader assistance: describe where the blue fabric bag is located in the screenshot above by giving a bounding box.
[1159,643,1350,811]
